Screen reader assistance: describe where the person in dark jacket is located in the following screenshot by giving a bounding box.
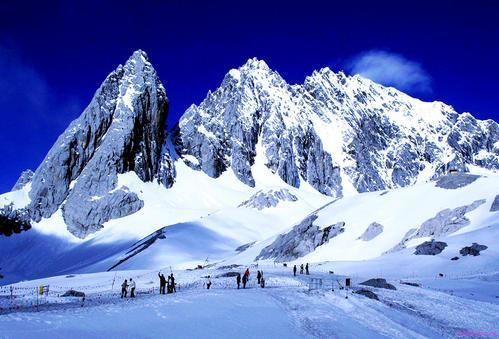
[121,280,128,298]
[236,273,241,289]
[242,274,247,289]
[170,274,176,293]
[305,263,309,275]
[260,272,265,288]
[293,265,297,277]
[158,272,167,294]
[300,264,304,274]
[257,270,262,284]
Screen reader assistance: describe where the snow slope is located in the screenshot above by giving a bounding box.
[1,266,498,338]
[226,173,499,276]
[0,158,329,283]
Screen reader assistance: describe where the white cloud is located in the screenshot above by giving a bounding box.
[345,50,432,94]
[0,46,82,128]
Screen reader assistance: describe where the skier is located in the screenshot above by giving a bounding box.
[158,272,167,294]
[305,263,309,275]
[236,273,241,289]
[257,270,262,285]
[293,265,297,277]
[244,268,250,282]
[242,273,247,289]
[206,276,212,290]
[260,272,265,288]
[129,278,136,298]
[300,264,304,274]
[170,274,176,293]
[121,279,128,298]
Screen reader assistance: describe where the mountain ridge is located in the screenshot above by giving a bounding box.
[1,50,498,239]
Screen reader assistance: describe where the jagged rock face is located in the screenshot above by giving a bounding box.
[176,59,499,196]
[26,50,172,238]
[175,59,343,197]
[256,213,345,261]
[0,203,31,236]
[238,188,298,210]
[12,170,34,191]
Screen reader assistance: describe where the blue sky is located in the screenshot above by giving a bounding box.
[0,0,498,192]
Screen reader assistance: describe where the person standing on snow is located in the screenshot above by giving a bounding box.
[260,272,265,288]
[167,275,172,294]
[170,274,176,293]
[300,264,304,274]
[129,278,136,298]
[121,279,128,298]
[236,273,241,289]
[158,272,167,294]
[305,263,309,275]
[206,276,212,290]
[242,273,247,289]
[257,270,262,285]
[293,265,297,277]
[244,268,250,282]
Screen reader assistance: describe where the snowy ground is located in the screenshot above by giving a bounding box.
[1,265,498,338]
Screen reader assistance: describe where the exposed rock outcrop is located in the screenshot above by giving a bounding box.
[61,290,85,298]
[390,199,486,252]
[414,240,448,255]
[238,189,297,210]
[357,222,383,241]
[359,278,397,290]
[490,195,499,212]
[435,173,480,190]
[460,243,488,256]
[355,289,379,300]
[256,214,345,261]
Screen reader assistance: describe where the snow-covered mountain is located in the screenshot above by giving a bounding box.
[1,50,175,239]
[0,50,498,284]
[175,58,499,197]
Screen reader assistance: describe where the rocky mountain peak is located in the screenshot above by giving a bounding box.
[22,50,172,238]
[176,58,498,197]
[240,57,270,72]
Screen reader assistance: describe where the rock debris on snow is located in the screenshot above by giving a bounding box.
[414,240,448,255]
[460,243,488,256]
[359,278,397,290]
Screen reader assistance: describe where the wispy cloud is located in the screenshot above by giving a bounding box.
[0,46,82,129]
[345,50,432,94]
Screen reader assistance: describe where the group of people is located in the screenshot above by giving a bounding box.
[121,278,136,298]
[121,263,309,298]
[235,268,265,289]
[158,272,176,294]
[293,263,309,276]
